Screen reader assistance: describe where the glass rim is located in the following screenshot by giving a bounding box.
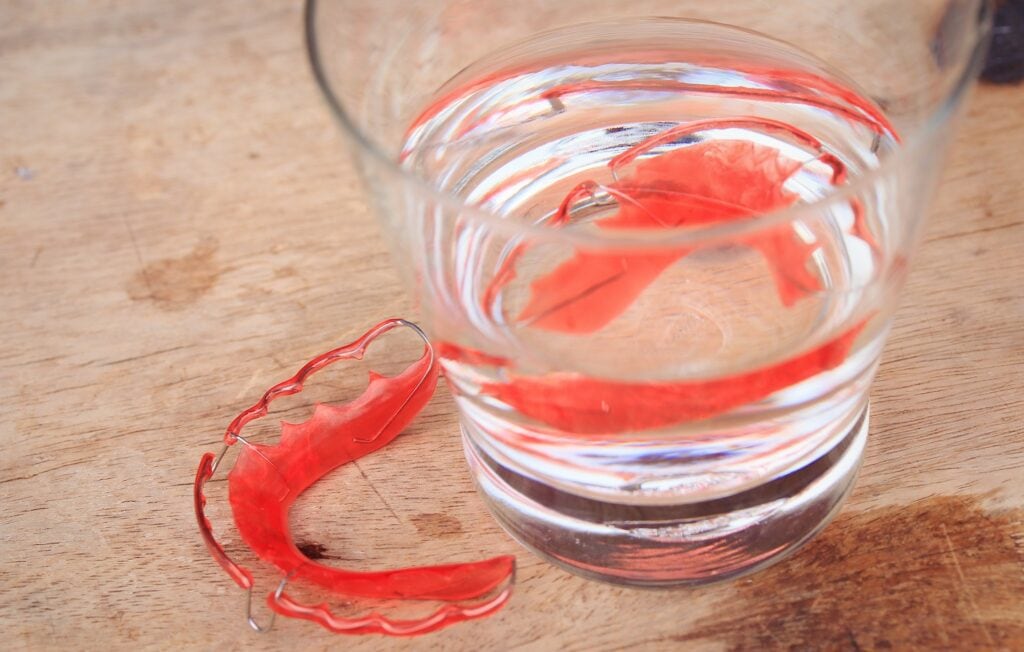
[305,0,989,250]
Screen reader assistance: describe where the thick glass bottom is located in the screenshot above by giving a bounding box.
[463,406,868,586]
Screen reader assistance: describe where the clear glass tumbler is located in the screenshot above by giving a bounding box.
[306,0,991,585]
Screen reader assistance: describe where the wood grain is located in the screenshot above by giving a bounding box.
[1,3,1021,650]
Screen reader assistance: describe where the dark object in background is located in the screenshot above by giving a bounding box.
[983,0,1024,83]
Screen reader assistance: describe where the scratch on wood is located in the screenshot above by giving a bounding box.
[0,458,87,485]
[121,214,152,295]
[351,459,402,525]
[98,343,195,367]
[234,368,263,400]
[925,220,1024,243]
[941,522,996,646]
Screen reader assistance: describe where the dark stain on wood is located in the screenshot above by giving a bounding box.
[127,239,220,309]
[410,512,464,539]
[296,541,331,560]
[678,496,1024,650]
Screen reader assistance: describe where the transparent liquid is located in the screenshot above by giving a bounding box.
[399,20,895,582]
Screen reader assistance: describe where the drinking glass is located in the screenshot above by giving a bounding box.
[306,0,991,585]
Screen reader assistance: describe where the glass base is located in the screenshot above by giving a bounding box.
[463,406,868,587]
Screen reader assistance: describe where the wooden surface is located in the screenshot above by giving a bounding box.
[2,3,1022,650]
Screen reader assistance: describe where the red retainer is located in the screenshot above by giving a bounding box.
[193,318,515,636]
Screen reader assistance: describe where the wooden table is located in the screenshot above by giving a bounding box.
[2,3,1022,650]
